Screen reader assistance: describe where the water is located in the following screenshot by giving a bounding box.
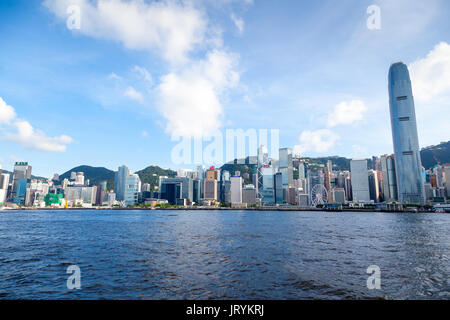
[0,210,449,299]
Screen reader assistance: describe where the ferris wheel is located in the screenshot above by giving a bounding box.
[310,184,328,207]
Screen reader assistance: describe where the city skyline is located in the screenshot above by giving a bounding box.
[1,1,450,177]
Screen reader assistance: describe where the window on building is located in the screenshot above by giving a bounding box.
[396,96,408,101]
[399,117,410,121]
[402,151,413,155]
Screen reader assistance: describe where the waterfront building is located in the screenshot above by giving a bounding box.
[25,180,49,206]
[192,179,201,204]
[96,181,107,205]
[124,174,140,206]
[350,159,370,203]
[107,192,116,207]
[331,188,346,204]
[64,186,98,205]
[287,187,297,205]
[159,177,192,205]
[114,165,129,201]
[230,176,243,204]
[274,172,283,204]
[444,165,450,197]
[298,193,310,207]
[368,170,380,202]
[381,154,398,201]
[344,172,352,201]
[0,171,10,204]
[261,165,274,205]
[242,185,257,206]
[424,183,433,202]
[11,162,32,200]
[388,62,425,204]
[204,179,218,201]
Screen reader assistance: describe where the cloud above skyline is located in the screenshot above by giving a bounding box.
[45,0,243,139]
[43,0,209,64]
[327,100,367,128]
[410,42,450,102]
[157,50,239,138]
[124,86,144,103]
[0,97,73,152]
[0,97,17,124]
[294,129,340,155]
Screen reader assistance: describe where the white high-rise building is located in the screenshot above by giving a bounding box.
[230,176,243,204]
[125,174,140,206]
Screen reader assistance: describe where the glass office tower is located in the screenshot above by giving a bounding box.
[388,62,425,204]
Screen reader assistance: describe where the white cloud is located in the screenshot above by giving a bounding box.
[44,0,208,64]
[327,100,367,127]
[45,0,242,139]
[0,97,16,124]
[157,50,239,138]
[108,72,122,81]
[231,13,244,34]
[409,42,450,102]
[6,120,73,152]
[132,66,153,85]
[294,129,340,155]
[0,97,73,152]
[141,130,148,137]
[124,86,144,103]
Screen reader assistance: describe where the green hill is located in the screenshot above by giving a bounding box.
[59,165,115,189]
[420,141,450,169]
[136,165,176,190]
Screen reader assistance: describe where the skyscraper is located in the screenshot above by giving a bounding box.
[114,165,129,201]
[124,174,140,206]
[388,62,425,204]
[11,162,32,199]
[274,172,283,204]
[230,176,243,204]
[380,154,398,202]
[279,148,293,189]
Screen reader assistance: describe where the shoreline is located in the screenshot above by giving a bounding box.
[1,206,437,214]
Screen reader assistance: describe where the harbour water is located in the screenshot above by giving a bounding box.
[0,210,449,299]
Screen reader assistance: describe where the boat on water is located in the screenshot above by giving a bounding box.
[433,204,450,213]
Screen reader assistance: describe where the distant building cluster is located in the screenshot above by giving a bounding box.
[0,163,118,208]
[0,62,448,210]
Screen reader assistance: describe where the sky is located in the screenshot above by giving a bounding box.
[0,0,449,177]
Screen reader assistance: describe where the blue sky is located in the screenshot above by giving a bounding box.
[1,0,449,177]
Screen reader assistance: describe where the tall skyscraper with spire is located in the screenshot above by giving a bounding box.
[388,62,425,204]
